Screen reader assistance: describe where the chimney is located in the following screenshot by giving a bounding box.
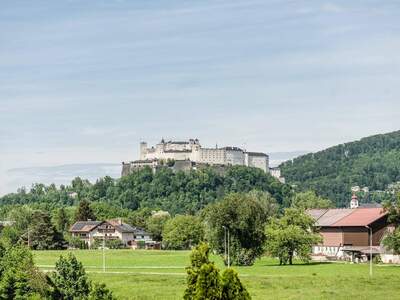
[350,194,359,209]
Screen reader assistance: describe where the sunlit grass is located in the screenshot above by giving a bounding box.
[33,250,400,300]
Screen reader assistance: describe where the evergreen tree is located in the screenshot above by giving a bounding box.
[75,200,96,222]
[194,263,222,300]
[55,207,70,233]
[184,243,251,300]
[89,283,115,300]
[221,269,251,300]
[0,245,48,299]
[51,253,91,299]
[29,210,65,250]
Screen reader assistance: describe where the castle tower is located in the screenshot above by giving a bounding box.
[350,194,359,209]
[140,142,147,160]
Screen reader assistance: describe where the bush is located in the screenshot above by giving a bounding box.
[184,243,251,300]
[89,282,115,300]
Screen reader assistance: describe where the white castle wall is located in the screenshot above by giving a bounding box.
[137,139,269,172]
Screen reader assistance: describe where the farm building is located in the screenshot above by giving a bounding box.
[308,198,399,263]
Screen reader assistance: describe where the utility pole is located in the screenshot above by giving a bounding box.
[223,226,227,264]
[227,228,230,268]
[103,233,106,273]
[366,226,372,277]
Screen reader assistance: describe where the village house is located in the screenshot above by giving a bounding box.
[308,196,399,263]
[69,219,157,249]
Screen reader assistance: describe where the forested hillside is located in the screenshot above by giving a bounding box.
[0,166,291,215]
[280,130,400,207]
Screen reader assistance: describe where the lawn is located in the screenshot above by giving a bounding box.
[33,250,400,300]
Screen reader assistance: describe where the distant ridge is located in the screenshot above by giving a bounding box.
[280,130,400,207]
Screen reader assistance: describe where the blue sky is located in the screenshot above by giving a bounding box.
[1,0,400,195]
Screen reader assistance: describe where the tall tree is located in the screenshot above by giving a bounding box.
[204,192,270,266]
[0,245,49,299]
[383,193,400,253]
[290,191,333,209]
[146,211,170,242]
[51,253,91,299]
[55,207,70,233]
[74,200,96,222]
[265,208,321,265]
[29,210,65,250]
[162,215,204,250]
[184,243,250,300]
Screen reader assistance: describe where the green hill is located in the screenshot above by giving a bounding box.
[280,130,400,207]
[0,166,290,214]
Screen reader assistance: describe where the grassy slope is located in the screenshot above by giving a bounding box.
[33,250,400,300]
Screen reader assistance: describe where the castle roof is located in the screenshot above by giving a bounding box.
[222,146,243,151]
[246,151,268,157]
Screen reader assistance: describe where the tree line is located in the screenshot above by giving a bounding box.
[0,165,291,214]
[280,130,400,207]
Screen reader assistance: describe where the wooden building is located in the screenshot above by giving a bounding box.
[308,207,390,260]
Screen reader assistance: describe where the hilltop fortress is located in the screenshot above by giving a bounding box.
[122,138,271,176]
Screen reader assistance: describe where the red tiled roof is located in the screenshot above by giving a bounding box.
[332,208,387,226]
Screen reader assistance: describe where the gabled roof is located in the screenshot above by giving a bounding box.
[308,208,388,227]
[69,220,137,233]
[332,208,387,226]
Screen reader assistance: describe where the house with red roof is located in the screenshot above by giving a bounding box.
[308,198,393,261]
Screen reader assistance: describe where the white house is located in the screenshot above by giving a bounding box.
[69,219,153,249]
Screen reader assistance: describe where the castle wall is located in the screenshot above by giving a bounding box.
[247,155,268,172]
[226,150,245,165]
[196,148,225,165]
[126,139,270,176]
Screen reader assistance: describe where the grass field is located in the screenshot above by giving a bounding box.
[33,250,400,300]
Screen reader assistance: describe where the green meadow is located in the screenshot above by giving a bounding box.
[33,250,400,300]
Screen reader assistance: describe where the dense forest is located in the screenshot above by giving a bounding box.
[280,130,400,207]
[0,166,291,215]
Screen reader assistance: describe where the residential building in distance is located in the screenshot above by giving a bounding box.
[122,138,273,176]
[69,219,157,249]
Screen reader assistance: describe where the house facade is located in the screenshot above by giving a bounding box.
[69,219,153,249]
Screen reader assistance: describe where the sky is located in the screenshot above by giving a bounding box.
[1,0,400,195]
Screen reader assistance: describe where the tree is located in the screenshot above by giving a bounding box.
[265,208,321,265]
[221,269,251,300]
[51,253,91,299]
[146,211,170,242]
[383,193,400,254]
[290,191,332,209]
[55,207,70,233]
[89,283,115,300]
[75,200,96,222]
[29,210,66,250]
[162,215,204,250]
[0,245,49,299]
[184,243,250,300]
[194,263,222,300]
[204,193,270,265]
